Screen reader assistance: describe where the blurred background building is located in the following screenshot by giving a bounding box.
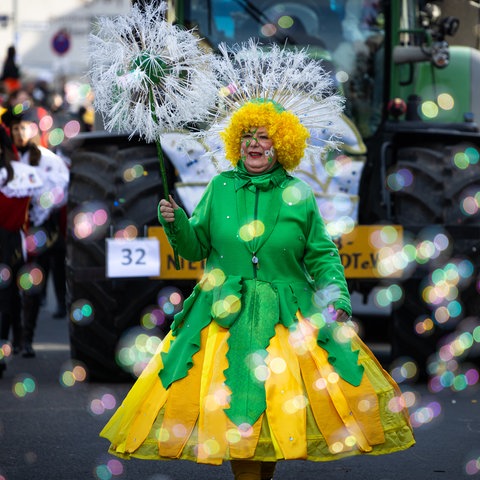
[0,0,129,86]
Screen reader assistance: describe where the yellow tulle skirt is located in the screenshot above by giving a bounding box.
[100,316,415,465]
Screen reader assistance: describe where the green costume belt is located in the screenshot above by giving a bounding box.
[159,277,363,426]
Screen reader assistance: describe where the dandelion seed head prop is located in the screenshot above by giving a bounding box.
[88,1,218,143]
[202,40,345,171]
[88,1,219,269]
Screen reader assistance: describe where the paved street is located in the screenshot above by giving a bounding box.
[0,283,479,480]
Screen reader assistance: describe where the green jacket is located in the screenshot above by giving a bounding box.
[158,164,363,426]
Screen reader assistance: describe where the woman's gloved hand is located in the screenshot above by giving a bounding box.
[159,194,179,223]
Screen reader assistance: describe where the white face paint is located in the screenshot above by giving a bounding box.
[264,147,275,159]
[241,127,278,174]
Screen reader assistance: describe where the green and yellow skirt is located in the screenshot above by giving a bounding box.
[100,314,415,465]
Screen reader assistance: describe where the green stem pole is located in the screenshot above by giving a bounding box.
[154,138,170,199]
[149,86,180,270]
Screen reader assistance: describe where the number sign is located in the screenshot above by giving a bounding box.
[106,238,160,278]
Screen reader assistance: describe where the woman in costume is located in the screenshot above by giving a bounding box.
[100,44,415,479]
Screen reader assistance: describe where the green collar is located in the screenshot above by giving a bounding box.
[234,160,288,191]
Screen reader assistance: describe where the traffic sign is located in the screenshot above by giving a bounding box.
[52,29,70,55]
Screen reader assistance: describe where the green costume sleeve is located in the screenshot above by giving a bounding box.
[157,180,214,262]
[302,190,352,316]
[301,189,364,386]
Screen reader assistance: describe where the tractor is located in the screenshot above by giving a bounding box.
[66,0,480,381]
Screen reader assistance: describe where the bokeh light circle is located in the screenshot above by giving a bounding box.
[12,374,38,399]
[17,263,45,295]
[60,359,89,387]
[157,286,184,317]
[70,201,110,241]
[70,299,95,326]
[0,264,12,289]
[116,326,163,376]
[89,389,118,417]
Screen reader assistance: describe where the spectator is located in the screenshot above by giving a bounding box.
[5,110,69,357]
[0,124,43,372]
[1,46,21,94]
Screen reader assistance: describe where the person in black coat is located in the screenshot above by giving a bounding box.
[1,46,21,93]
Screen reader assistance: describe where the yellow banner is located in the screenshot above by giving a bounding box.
[334,225,403,278]
[148,225,403,280]
[148,226,205,280]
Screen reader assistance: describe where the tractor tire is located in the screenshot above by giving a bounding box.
[65,132,194,382]
[393,143,480,236]
[389,140,480,375]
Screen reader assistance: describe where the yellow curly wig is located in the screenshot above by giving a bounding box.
[220,100,310,171]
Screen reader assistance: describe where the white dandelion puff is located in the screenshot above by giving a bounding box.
[88,1,218,143]
[88,1,219,270]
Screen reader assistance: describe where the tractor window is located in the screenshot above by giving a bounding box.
[184,0,385,138]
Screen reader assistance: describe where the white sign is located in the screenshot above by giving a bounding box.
[106,238,160,278]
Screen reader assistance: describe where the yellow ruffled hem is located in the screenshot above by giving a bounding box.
[100,318,415,465]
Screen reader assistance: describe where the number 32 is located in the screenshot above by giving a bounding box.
[121,248,146,265]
